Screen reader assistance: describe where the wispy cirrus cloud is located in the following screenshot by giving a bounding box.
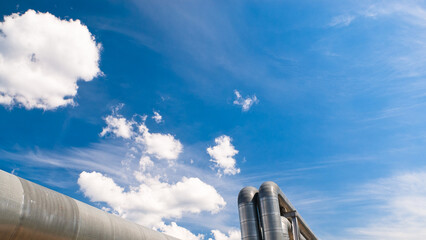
[325,1,426,126]
[312,169,426,240]
[329,15,355,27]
[330,1,426,28]
[343,170,426,239]
[0,142,130,182]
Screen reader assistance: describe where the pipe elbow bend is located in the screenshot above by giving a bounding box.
[259,181,280,197]
[238,186,258,205]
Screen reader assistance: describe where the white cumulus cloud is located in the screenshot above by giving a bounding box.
[78,171,226,228]
[100,106,183,162]
[139,155,154,172]
[233,90,258,112]
[152,111,163,123]
[137,126,183,161]
[0,10,101,110]
[207,135,240,176]
[93,107,238,238]
[157,222,204,240]
[100,114,135,139]
[209,229,241,240]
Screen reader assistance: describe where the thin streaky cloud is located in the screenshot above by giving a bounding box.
[329,15,355,27]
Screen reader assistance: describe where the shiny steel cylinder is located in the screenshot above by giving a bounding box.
[280,217,291,240]
[0,169,180,240]
[258,181,289,240]
[238,186,262,240]
[238,182,317,240]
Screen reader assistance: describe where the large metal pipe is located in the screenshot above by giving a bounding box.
[238,187,262,240]
[258,182,290,240]
[280,217,292,238]
[258,182,316,240]
[238,182,317,240]
[0,169,180,240]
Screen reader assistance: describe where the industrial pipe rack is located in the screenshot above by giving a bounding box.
[0,168,317,240]
[238,182,317,240]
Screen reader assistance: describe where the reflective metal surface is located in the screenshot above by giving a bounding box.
[237,181,317,240]
[238,187,261,240]
[0,169,180,240]
[258,182,289,240]
[280,217,291,240]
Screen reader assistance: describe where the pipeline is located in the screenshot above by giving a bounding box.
[238,182,317,240]
[0,169,180,240]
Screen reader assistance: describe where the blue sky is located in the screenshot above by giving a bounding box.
[1,0,426,239]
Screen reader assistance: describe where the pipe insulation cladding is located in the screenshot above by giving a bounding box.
[238,187,262,240]
[0,169,181,240]
[238,182,317,240]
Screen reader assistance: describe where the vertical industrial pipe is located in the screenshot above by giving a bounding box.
[238,186,262,240]
[258,181,290,240]
[238,182,317,240]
